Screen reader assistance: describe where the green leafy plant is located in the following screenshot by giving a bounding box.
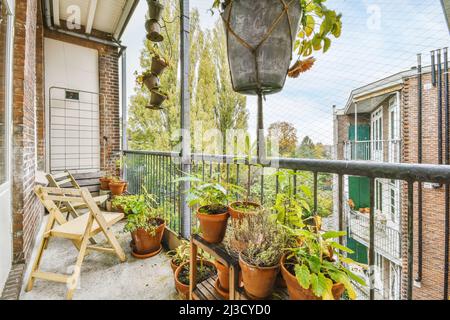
[226,210,287,267]
[134,69,154,88]
[168,240,212,267]
[176,174,245,214]
[284,227,366,300]
[211,0,342,58]
[112,187,163,236]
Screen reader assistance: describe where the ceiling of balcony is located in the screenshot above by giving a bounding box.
[49,0,139,40]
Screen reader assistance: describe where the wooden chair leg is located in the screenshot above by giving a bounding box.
[102,228,126,262]
[65,215,94,300]
[26,235,49,292]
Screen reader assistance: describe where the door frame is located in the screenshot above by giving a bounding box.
[388,93,400,163]
[0,0,15,293]
[371,106,384,161]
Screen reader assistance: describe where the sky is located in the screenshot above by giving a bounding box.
[122,0,450,146]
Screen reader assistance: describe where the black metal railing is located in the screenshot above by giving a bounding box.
[123,150,450,300]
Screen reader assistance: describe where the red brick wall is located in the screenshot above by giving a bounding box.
[401,72,450,300]
[12,0,44,263]
[36,1,45,171]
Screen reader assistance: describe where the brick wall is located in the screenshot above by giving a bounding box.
[401,72,450,300]
[12,0,44,263]
[334,113,370,160]
[36,1,45,171]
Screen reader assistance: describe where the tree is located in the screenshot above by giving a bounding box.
[267,121,298,157]
[297,136,330,159]
[128,5,249,154]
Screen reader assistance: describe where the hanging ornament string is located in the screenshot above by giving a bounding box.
[221,0,297,91]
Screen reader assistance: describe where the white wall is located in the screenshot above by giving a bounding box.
[44,38,100,172]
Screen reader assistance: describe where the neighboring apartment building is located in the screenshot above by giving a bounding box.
[334,57,450,300]
[0,0,138,298]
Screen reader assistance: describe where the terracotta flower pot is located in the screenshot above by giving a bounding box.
[229,201,262,220]
[99,177,112,190]
[151,56,168,76]
[130,218,165,257]
[143,73,160,91]
[148,89,168,110]
[109,181,126,196]
[196,206,230,244]
[215,260,229,291]
[175,260,215,300]
[281,254,345,300]
[145,19,164,42]
[171,258,180,274]
[239,254,280,300]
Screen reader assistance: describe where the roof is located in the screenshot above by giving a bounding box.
[339,65,435,115]
[46,0,139,41]
[442,0,450,34]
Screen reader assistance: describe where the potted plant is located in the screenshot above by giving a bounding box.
[135,70,160,92]
[149,88,168,110]
[99,175,112,191]
[175,259,216,300]
[177,175,243,244]
[109,177,127,196]
[117,188,166,259]
[147,0,164,21]
[150,46,169,76]
[234,212,287,299]
[281,228,366,300]
[211,0,341,94]
[167,240,191,273]
[112,194,139,214]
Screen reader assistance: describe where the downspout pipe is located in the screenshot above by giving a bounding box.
[432,50,437,87]
[416,53,423,283]
[444,47,449,300]
[438,49,443,165]
[43,0,123,48]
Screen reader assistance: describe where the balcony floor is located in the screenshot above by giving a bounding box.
[20,219,179,300]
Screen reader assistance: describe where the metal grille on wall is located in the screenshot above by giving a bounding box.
[49,87,101,173]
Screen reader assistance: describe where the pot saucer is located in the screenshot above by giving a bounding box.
[131,244,163,259]
[214,278,229,300]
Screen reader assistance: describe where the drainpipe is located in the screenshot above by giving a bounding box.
[431,50,437,87]
[354,102,358,160]
[121,47,128,152]
[438,49,443,165]
[416,53,423,283]
[444,47,449,300]
[43,0,122,48]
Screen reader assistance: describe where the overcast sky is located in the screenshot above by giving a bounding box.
[122,0,450,146]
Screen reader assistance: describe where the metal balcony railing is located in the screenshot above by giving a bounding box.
[344,139,401,162]
[122,150,450,300]
[348,209,401,261]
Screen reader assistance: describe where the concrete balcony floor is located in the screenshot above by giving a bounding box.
[20,219,179,300]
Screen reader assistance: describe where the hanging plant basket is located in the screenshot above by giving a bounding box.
[221,0,302,95]
[151,56,169,76]
[143,73,160,91]
[146,19,164,43]
[147,89,168,110]
[147,0,164,21]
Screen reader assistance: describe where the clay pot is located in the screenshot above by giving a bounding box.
[146,19,164,42]
[109,181,126,196]
[229,201,262,220]
[239,254,280,300]
[197,206,230,244]
[143,73,160,91]
[99,177,112,190]
[171,258,180,274]
[175,260,215,300]
[148,89,168,110]
[130,218,165,256]
[151,56,169,76]
[281,254,345,300]
[215,260,229,291]
[147,0,164,21]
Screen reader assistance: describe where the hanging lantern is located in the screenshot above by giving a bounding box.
[222,0,302,95]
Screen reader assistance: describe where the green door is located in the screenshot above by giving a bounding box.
[347,236,368,264]
[348,124,370,209]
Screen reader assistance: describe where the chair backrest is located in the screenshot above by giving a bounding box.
[46,171,80,190]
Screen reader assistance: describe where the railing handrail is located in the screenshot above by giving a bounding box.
[123,150,450,184]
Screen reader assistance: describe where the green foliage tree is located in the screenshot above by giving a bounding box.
[267,121,299,157]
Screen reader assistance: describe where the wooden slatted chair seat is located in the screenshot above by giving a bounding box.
[50,211,124,240]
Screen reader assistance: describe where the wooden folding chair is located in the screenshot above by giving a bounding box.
[46,171,108,220]
[26,186,126,300]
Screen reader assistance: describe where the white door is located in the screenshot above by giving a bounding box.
[388,94,400,163]
[371,107,383,162]
[0,0,14,293]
